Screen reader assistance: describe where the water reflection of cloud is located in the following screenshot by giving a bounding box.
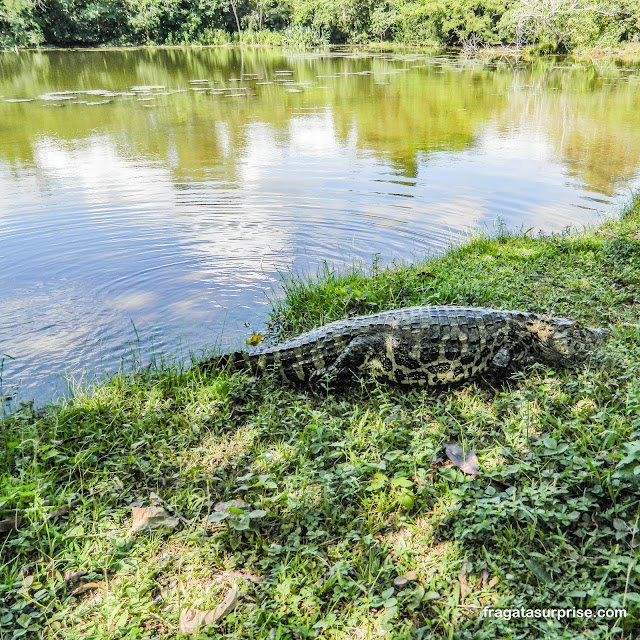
[0,133,297,401]
[215,122,232,158]
[22,134,294,292]
[115,292,158,309]
[1,286,109,396]
[287,112,339,157]
[33,135,176,207]
[477,123,555,163]
[0,168,43,218]
[169,299,209,317]
[432,193,489,228]
[231,114,492,264]
[418,123,610,234]
[14,325,93,360]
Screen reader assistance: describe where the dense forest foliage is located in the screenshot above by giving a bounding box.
[1,0,640,51]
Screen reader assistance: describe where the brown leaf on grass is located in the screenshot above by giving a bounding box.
[0,515,22,532]
[213,499,247,513]
[131,506,179,533]
[149,492,188,523]
[47,499,82,520]
[51,435,84,446]
[445,444,480,475]
[458,562,470,599]
[487,576,499,588]
[179,588,241,634]
[21,574,34,589]
[393,570,418,587]
[72,581,104,595]
[63,570,88,585]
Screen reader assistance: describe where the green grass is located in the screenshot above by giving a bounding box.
[2,197,640,639]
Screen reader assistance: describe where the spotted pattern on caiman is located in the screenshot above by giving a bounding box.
[203,305,609,387]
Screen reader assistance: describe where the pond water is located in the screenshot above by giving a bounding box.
[2,47,640,406]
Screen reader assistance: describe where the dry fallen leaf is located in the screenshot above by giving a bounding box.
[393,570,418,587]
[445,443,480,475]
[179,588,241,634]
[149,492,187,523]
[458,561,470,599]
[0,515,22,532]
[21,574,34,589]
[63,570,88,585]
[48,499,82,520]
[213,499,247,513]
[72,581,104,595]
[131,505,179,533]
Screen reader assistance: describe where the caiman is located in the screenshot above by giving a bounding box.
[203,305,609,386]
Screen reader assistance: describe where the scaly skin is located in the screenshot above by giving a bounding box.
[204,305,609,386]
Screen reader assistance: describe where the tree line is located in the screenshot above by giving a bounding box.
[2,0,640,52]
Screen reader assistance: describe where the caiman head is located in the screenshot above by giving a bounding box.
[525,316,610,364]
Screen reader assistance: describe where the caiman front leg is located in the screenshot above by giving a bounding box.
[309,335,383,386]
[490,341,526,372]
[491,344,513,370]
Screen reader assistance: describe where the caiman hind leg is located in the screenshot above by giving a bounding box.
[309,335,384,386]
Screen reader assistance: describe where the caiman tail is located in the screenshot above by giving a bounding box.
[201,350,260,374]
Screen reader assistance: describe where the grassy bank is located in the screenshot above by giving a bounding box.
[1,196,640,639]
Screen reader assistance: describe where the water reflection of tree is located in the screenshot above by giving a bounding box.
[0,49,639,194]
